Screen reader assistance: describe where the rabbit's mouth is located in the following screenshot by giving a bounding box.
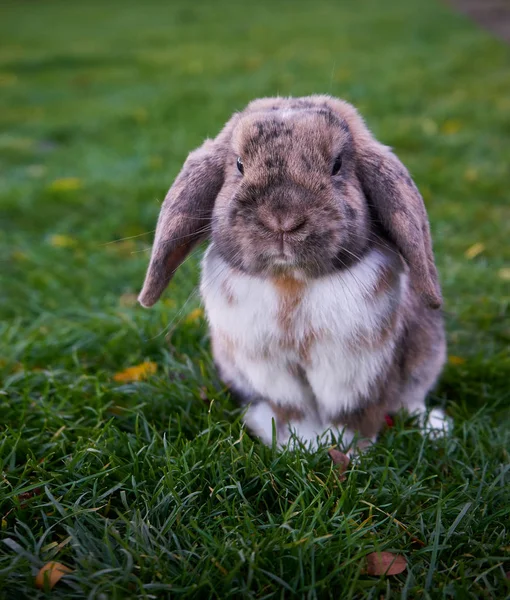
[253,247,300,276]
[273,253,293,264]
[263,241,299,267]
[271,254,296,270]
[248,227,340,277]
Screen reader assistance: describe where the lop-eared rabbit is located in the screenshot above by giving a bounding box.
[139,95,449,450]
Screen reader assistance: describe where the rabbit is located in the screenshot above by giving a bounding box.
[138,95,450,450]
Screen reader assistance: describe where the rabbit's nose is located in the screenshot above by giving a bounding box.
[263,214,307,234]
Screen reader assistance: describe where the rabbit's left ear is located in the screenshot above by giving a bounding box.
[138,137,227,308]
[357,143,442,309]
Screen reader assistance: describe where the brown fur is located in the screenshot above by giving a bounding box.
[373,261,399,298]
[270,401,305,427]
[272,277,327,364]
[298,327,325,364]
[333,404,388,439]
[272,276,305,338]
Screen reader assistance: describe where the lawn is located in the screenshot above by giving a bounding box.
[1,0,509,597]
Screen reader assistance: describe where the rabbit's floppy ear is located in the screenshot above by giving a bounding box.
[138,131,229,308]
[318,96,442,308]
[357,142,442,309]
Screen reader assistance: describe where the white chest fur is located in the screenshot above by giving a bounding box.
[200,245,405,425]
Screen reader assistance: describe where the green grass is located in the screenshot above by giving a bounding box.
[1,0,509,597]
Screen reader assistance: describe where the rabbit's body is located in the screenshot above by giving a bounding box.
[139,95,449,448]
[201,242,445,447]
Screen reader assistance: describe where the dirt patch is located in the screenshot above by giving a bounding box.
[449,0,510,42]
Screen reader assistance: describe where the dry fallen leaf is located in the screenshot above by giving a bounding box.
[47,177,82,193]
[328,448,349,466]
[35,562,73,590]
[18,487,41,509]
[328,448,350,481]
[464,243,485,260]
[113,361,157,383]
[49,234,78,248]
[185,308,204,324]
[448,355,466,366]
[441,119,462,135]
[211,557,228,576]
[364,552,407,576]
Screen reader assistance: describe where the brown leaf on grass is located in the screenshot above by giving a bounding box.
[328,448,350,481]
[364,552,407,576]
[409,535,426,548]
[35,562,73,589]
[328,448,349,466]
[113,361,157,383]
[18,487,41,509]
[211,557,228,576]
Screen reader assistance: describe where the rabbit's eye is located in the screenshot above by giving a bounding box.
[237,157,244,174]
[332,155,342,176]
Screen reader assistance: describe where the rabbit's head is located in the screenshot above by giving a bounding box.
[139,96,442,309]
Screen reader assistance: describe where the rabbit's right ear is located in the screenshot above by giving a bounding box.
[356,142,442,310]
[138,136,228,308]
